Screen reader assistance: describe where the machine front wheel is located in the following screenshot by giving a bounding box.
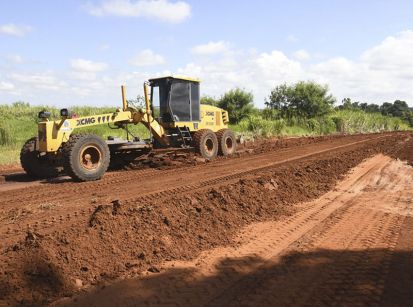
[20,137,60,178]
[63,134,110,182]
[192,129,218,160]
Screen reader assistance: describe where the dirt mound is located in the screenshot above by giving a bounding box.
[391,135,413,166]
[1,133,411,305]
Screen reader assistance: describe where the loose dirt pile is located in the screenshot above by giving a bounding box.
[0,132,411,306]
[390,134,413,166]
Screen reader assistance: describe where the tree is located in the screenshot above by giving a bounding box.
[292,81,336,117]
[200,95,219,107]
[359,102,368,111]
[266,81,335,118]
[380,102,394,116]
[365,103,380,113]
[265,84,290,111]
[340,98,353,110]
[218,88,254,124]
[392,100,409,117]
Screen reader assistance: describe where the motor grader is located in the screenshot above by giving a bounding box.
[20,76,236,181]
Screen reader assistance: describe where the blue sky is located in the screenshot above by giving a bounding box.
[1,0,413,107]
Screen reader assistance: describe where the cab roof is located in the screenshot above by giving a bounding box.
[148,75,201,83]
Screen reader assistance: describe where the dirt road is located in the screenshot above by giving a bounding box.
[0,132,412,306]
[64,154,413,306]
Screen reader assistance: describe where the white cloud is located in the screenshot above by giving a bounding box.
[255,51,302,79]
[1,31,413,107]
[177,31,413,106]
[70,58,108,72]
[293,49,311,61]
[0,23,32,37]
[0,81,15,91]
[129,49,165,66]
[191,41,231,55]
[361,30,413,72]
[86,0,191,23]
[10,72,67,91]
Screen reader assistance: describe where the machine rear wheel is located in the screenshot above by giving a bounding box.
[20,137,60,178]
[192,129,218,160]
[216,129,237,156]
[63,134,110,182]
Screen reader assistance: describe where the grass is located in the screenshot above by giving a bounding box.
[330,109,409,133]
[235,109,411,138]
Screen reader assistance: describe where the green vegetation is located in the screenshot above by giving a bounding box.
[0,82,411,165]
[216,88,255,124]
[233,110,410,139]
[227,82,411,138]
[265,81,335,118]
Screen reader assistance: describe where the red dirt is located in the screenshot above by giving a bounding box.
[63,154,413,307]
[0,132,412,306]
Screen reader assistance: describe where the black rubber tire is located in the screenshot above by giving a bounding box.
[216,129,237,156]
[192,129,218,160]
[20,137,60,178]
[63,134,110,182]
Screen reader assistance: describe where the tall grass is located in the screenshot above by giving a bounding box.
[330,109,409,133]
[237,115,286,137]
[234,109,410,138]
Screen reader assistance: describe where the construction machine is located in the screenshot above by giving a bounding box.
[20,76,236,181]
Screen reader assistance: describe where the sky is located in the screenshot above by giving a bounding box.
[1,0,413,108]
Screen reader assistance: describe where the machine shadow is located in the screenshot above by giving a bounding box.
[2,172,71,184]
[64,248,413,307]
[3,172,37,183]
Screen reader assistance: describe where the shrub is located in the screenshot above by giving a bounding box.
[218,88,255,124]
[266,81,336,118]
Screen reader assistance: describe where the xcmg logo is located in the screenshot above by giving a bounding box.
[76,117,96,126]
[76,115,112,126]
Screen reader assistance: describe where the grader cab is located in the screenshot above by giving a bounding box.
[21,76,236,181]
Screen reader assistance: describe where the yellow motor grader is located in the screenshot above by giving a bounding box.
[21,76,236,181]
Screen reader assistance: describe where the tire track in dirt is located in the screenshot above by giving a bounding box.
[62,154,413,306]
[209,156,410,307]
[0,134,397,242]
[0,133,384,199]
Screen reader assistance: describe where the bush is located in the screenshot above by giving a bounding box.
[218,88,255,124]
[266,81,336,118]
[200,96,219,106]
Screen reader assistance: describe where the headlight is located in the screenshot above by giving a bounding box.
[38,111,51,119]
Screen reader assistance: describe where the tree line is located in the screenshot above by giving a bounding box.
[201,81,413,127]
